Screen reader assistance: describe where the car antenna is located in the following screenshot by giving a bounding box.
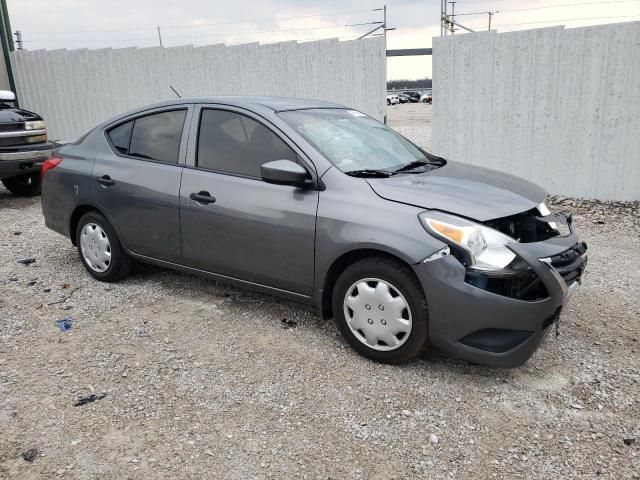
[169,85,182,98]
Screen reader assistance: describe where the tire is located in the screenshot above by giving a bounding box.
[75,211,132,282]
[387,99,391,106]
[332,256,428,364]
[1,172,42,196]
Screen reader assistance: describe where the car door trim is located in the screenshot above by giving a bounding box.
[127,251,313,303]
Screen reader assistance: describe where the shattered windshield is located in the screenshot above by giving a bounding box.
[278,108,434,173]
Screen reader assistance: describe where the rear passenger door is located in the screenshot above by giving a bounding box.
[179,106,318,295]
[94,106,192,263]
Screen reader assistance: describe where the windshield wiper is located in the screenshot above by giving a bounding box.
[393,159,430,173]
[345,169,394,178]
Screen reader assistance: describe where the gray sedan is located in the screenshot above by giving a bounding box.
[41,97,587,367]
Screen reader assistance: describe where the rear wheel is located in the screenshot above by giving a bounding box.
[76,211,132,282]
[1,172,42,196]
[332,256,428,363]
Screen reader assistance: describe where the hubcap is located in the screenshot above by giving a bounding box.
[343,278,412,351]
[80,223,112,273]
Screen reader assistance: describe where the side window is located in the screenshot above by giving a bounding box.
[107,120,133,154]
[107,110,186,163]
[129,110,187,163]
[197,109,297,178]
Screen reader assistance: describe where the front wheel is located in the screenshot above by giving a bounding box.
[387,99,391,106]
[1,172,42,196]
[332,256,428,363]
[76,211,132,282]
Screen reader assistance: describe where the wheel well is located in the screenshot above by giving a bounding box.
[321,249,413,320]
[69,205,99,246]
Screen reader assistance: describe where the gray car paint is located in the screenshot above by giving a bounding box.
[366,160,547,221]
[42,96,582,367]
[91,105,194,263]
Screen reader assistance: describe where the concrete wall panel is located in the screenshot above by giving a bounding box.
[10,37,385,142]
[432,23,640,201]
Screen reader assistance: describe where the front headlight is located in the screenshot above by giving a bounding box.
[25,120,46,131]
[419,211,517,270]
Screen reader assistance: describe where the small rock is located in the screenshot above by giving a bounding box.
[402,410,411,416]
[281,318,297,329]
[570,404,585,410]
[205,449,214,457]
[623,438,636,446]
[17,257,36,266]
[429,434,439,444]
[71,439,81,446]
[22,448,38,462]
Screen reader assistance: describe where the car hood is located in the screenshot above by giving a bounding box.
[366,160,547,221]
[0,106,42,123]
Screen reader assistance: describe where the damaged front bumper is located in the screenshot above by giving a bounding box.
[414,213,587,368]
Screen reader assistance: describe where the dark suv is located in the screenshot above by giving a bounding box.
[0,90,53,196]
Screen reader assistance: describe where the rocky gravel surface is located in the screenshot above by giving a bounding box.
[1,106,639,479]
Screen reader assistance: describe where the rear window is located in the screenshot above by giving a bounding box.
[107,109,186,163]
[108,121,133,154]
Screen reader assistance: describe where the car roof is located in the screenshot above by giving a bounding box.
[137,96,346,112]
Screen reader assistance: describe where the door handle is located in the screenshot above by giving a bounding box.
[190,191,216,205]
[96,175,115,187]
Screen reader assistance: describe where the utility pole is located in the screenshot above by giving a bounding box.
[448,1,456,34]
[383,5,386,43]
[157,26,163,47]
[14,29,22,50]
[488,11,495,31]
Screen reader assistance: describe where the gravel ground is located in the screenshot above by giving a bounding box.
[1,105,639,479]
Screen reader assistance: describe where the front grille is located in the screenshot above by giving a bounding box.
[0,123,24,133]
[549,242,587,286]
[0,136,31,147]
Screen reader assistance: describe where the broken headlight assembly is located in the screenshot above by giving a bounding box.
[419,211,517,271]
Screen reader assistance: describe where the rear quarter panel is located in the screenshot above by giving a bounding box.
[42,131,98,238]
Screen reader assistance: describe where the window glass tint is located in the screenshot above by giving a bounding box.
[128,110,186,163]
[197,109,296,177]
[108,120,133,154]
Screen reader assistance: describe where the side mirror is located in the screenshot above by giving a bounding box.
[261,159,311,187]
[0,90,16,102]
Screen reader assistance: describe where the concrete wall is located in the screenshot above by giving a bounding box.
[10,37,386,141]
[432,23,640,201]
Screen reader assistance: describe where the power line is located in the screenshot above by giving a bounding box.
[28,22,382,44]
[493,0,640,13]
[163,22,382,40]
[23,8,382,35]
[470,13,640,28]
[20,22,382,47]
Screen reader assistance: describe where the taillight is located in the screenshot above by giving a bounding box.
[41,157,62,177]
